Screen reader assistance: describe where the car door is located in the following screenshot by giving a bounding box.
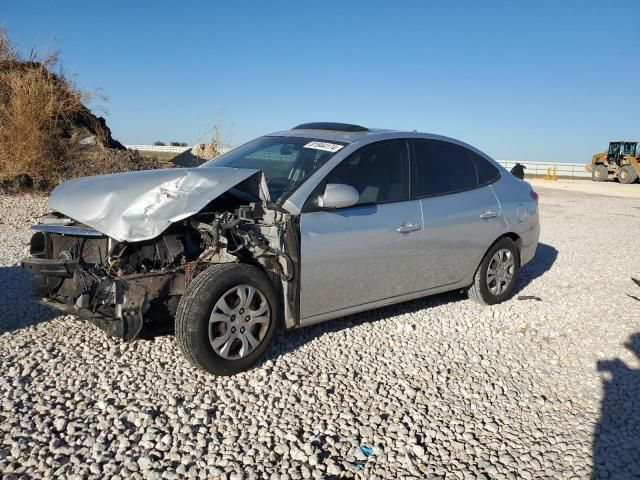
[298,140,422,321]
[411,139,504,291]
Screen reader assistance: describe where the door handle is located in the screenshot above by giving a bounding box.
[479,210,498,219]
[396,223,421,233]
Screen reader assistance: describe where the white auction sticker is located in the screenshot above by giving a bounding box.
[303,141,344,153]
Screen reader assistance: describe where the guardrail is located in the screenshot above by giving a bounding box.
[125,145,191,153]
[496,160,589,178]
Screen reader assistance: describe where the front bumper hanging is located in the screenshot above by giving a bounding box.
[22,256,184,341]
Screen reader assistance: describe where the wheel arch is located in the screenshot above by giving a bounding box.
[485,232,522,258]
[175,261,280,375]
[467,234,521,305]
[501,232,522,250]
[477,232,522,272]
[188,258,287,327]
[232,259,288,327]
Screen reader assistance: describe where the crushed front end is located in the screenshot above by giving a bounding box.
[21,215,194,340]
[21,195,297,341]
[21,167,299,340]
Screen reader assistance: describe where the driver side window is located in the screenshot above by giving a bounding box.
[311,141,410,209]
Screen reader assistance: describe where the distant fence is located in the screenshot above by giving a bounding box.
[497,160,589,178]
[125,144,191,153]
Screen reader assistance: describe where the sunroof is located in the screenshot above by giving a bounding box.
[292,122,369,132]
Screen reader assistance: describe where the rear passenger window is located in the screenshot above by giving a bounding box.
[472,151,501,185]
[413,140,478,196]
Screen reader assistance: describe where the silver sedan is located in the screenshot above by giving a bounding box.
[23,122,540,375]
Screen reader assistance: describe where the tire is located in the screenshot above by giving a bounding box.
[175,263,278,375]
[592,164,608,182]
[618,165,638,185]
[467,238,520,305]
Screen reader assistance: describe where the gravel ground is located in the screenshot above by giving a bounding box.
[1,187,639,480]
[529,178,640,199]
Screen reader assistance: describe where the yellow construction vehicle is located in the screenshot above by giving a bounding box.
[587,141,640,184]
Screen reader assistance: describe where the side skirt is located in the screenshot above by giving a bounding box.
[297,280,470,328]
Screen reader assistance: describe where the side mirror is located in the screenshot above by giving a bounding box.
[318,183,359,209]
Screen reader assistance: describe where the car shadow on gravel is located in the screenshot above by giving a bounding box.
[592,332,640,478]
[0,266,59,334]
[263,290,464,362]
[263,242,558,362]
[513,242,558,294]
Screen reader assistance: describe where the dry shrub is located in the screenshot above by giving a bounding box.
[193,124,225,159]
[0,55,91,184]
[0,27,159,191]
[0,27,17,62]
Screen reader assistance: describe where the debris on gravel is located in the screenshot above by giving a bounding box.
[0,186,639,479]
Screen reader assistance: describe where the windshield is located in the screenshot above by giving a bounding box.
[202,136,347,202]
[622,143,637,155]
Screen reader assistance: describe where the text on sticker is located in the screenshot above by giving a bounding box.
[303,141,344,153]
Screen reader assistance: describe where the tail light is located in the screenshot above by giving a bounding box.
[530,190,539,203]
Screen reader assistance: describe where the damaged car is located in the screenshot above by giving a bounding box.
[22,122,540,375]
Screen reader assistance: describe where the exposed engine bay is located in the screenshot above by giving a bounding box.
[22,189,299,341]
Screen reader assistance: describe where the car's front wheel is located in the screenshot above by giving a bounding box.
[467,237,520,305]
[175,263,278,375]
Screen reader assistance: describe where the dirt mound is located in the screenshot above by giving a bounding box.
[172,142,222,168]
[0,149,165,194]
[0,28,164,191]
[0,51,161,191]
[0,59,125,151]
[62,148,164,179]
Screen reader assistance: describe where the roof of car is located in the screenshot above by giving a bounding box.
[267,122,490,159]
[269,122,399,143]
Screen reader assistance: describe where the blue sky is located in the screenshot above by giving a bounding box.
[2,1,638,162]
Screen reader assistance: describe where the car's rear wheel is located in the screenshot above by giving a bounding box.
[175,263,278,375]
[467,238,520,305]
[618,165,637,184]
[592,164,608,182]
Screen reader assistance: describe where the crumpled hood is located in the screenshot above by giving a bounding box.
[48,167,270,242]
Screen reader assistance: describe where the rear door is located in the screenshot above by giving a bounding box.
[298,140,422,320]
[411,139,503,291]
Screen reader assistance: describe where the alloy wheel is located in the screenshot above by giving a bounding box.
[208,284,271,360]
[486,248,515,295]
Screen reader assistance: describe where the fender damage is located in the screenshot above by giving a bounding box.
[22,167,298,340]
